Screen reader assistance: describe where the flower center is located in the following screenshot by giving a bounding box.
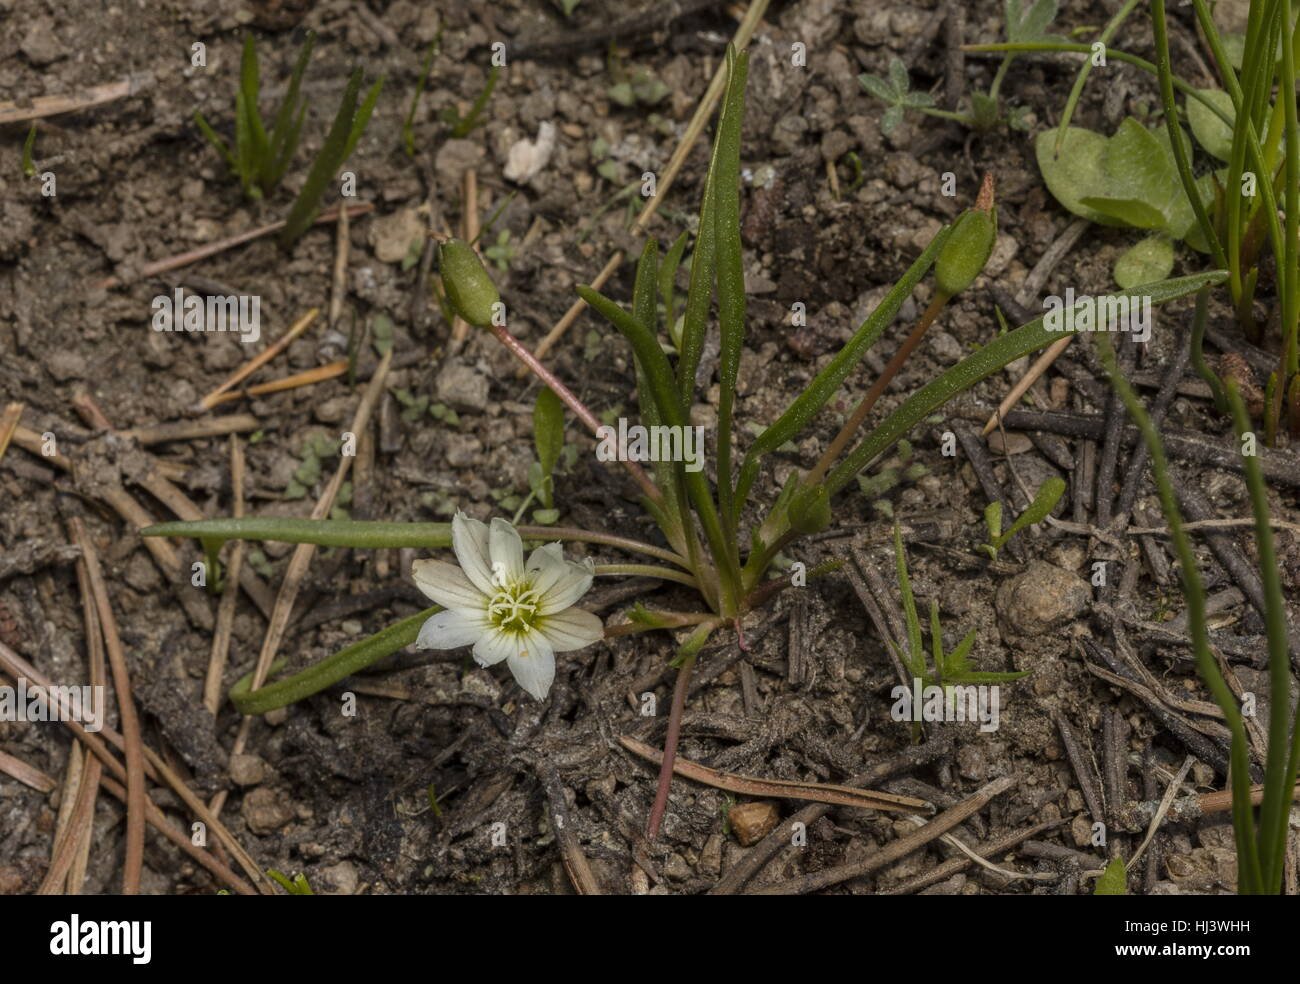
[487,583,540,634]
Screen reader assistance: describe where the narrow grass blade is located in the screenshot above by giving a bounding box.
[893,525,923,663]
[580,282,740,611]
[279,68,366,248]
[713,48,750,546]
[143,517,452,549]
[824,270,1227,495]
[268,32,314,151]
[194,110,237,170]
[1227,381,1297,893]
[234,88,255,197]
[230,606,440,714]
[404,35,441,156]
[632,237,663,429]
[450,64,498,139]
[1150,0,1226,268]
[1094,332,1262,893]
[343,77,385,160]
[675,44,744,406]
[239,35,269,173]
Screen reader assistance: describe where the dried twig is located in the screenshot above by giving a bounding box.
[539,761,603,894]
[95,205,373,290]
[0,644,273,893]
[619,735,932,813]
[68,516,145,894]
[206,360,348,407]
[0,402,25,463]
[205,436,246,715]
[198,309,319,409]
[119,414,260,445]
[747,775,1018,894]
[709,734,951,894]
[883,818,1065,894]
[0,73,153,124]
[0,748,56,792]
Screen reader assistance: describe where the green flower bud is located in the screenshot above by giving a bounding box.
[438,238,500,327]
[935,208,996,298]
[788,484,831,535]
[935,174,996,298]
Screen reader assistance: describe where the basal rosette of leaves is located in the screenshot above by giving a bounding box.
[1037,118,1220,288]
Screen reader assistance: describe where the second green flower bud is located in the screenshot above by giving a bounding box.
[438,238,500,328]
[934,174,996,298]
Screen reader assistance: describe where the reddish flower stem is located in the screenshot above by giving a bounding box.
[647,651,696,840]
[489,322,663,504]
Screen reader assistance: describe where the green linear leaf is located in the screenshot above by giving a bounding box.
[825,270,1227,494]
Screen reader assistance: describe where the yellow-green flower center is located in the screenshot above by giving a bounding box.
[487,583,540,634]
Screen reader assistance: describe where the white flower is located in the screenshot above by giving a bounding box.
[411,512,604,700]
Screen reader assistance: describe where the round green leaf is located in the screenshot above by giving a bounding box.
[1035,127,1122,226]
[1113,234,1175,289]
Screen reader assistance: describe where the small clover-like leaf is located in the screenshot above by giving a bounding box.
[860,59,932,130]
[1005,0,1067,44]
[858,72,897,104]
[1114,234,1175,289]
[889,58,910,96]
[882,104,904,135]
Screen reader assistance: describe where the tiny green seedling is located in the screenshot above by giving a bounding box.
[483,229,517,272]
[857,58,940,136]
[980,476,1066,560]
[193,32,381,247]
[442,65,498,139]
[266,869,315,895]
[194,33,315,201]
[277,66,383,249]
[891,525,1029,740]
[21,124,37,178]
[403,30,442,157]
[860,2,1061,134]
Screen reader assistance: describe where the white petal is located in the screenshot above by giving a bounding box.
[452,512,496,595]
[411,559,487,613]
[472,627,515,666]
[537,558,595,615]
[489,517,525,584]
[415,609,487,650]
[507,631,556,700]
[537,607,604,652]
[526,542,568,595]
